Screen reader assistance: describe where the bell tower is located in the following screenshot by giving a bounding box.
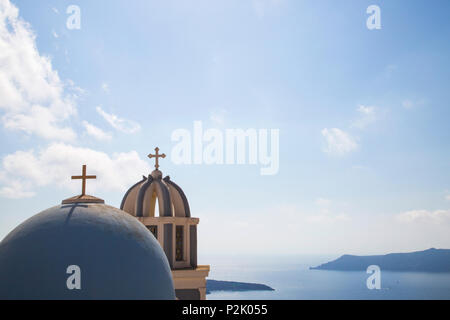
[120,147,210,300]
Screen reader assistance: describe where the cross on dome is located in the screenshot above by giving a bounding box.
[148,147,166,170]
[71,164,96,196]
[62,165,103,204]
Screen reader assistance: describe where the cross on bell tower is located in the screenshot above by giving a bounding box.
[148,147,166,170]
[71,164,96,196]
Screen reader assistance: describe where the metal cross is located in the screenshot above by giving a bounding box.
[71,165,96,195]
[148,147,166,170]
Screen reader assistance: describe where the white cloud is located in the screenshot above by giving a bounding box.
[351,105,376,129]
[101,82,109,93]
[3,105,77,141]
[51,7,59,14]
[96,106,141,134]
[321,128,358,156]
[446,194,450,201]
[0,180,35,198]
[82,121,112,141]
[396,209,450,224]
[402,100,413,109]
[0,143,152,198]
[310,198,349,223]
[0,0,78,141]
[315,197,331,207]
[0,1,150,200]
[402,99,425,110]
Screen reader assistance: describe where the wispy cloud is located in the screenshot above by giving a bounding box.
[402,99,425,110]
[0,0,148,199]
[396,209,450,224]
[0,143,151,199]
[101,82,110,93]
[0,180,35,199]
[0,0,78,141]
[351,105,377,129]
[445,191,450,201]
[82,121,112,141]
[315,197,331,207]
[402,100,413,109]
[96,106,141,134]
[321,128,358,156]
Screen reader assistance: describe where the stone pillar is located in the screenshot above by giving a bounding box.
[189,225,197,268]
[164,223,173,267]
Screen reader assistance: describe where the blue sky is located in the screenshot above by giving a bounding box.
[0,0,449,256]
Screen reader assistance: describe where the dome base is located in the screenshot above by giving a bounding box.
[62,194,105,204]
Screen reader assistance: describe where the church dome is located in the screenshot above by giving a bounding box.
[0,202,176,300]
[121,169,191,218]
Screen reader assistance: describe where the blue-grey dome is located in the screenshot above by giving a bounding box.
[0,203,175,300]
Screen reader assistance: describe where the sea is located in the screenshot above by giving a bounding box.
[201,254,450,300]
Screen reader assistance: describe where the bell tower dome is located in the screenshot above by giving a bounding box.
[120,147,210,300]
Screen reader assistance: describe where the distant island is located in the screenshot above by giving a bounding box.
[311,248,450,272]
[206,280,275,294]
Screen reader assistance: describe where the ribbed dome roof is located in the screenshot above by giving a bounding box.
[120,169,190,218]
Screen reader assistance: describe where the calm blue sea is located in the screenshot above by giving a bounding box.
[201,254,450,300]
